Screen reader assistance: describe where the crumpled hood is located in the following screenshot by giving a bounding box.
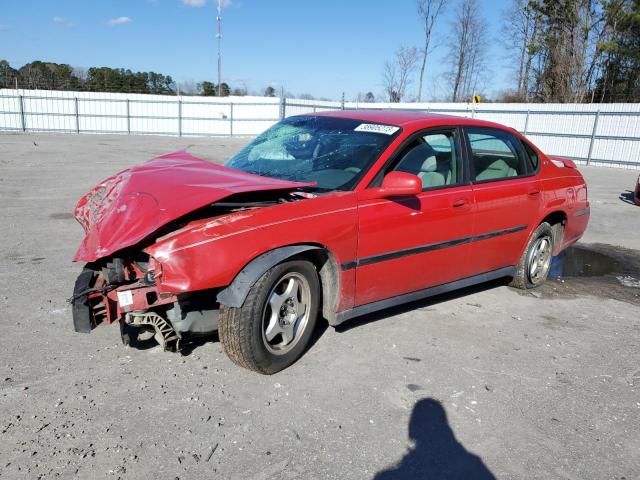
[73,150,313,262]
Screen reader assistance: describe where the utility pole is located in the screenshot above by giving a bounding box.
[216,0,222,97]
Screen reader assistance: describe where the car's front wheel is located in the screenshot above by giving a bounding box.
[510,222,554,289]
[218,259,320,374]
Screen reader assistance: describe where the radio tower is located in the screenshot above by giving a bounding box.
[216,0,222,97]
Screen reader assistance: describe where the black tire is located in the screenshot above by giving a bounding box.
[510,222,554,289]
[219,259,320,374]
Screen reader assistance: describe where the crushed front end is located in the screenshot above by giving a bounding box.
[70,254,219,351]
[69,152,314,351]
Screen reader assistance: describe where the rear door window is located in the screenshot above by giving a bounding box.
[467,128,528,182]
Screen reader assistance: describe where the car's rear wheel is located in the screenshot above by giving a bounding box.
[510,222,554,289]
[218,259,320,374]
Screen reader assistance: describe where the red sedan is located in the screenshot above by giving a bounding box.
[70,111,590,373]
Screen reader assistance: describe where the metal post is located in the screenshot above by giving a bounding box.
[18,95,26,132]
[178,100,182,137]
[313,105,317,113]
[229,102,234,136]
[341,92,345,110]
[279,96,286,120]
[74,97,80,133]
[586,110,600,165]
[216,0,223,98]
[126,99,131,134]
[523,109,530,135]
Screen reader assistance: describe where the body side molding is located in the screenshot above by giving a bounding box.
[341,226,527,270]
[574,207,590,217]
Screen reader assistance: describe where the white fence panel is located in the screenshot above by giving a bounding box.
[1,89,639,169]
[527,134,592,161]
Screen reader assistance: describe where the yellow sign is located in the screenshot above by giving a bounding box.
[472,95,481,104]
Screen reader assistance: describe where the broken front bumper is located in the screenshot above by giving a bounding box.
[70,269,220,344]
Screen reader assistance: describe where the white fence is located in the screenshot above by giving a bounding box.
[1,89,639,169]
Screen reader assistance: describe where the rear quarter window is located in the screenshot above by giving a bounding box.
[521,140,540,172]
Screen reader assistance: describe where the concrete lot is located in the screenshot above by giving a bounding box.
[0,133,639,480]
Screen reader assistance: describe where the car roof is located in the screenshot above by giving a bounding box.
[311,109,513,131]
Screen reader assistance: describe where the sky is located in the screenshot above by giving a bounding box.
[1,0,513,100]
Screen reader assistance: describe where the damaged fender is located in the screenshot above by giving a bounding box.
[216,245,322,308]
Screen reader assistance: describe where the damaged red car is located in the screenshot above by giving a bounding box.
[71,111,590,374]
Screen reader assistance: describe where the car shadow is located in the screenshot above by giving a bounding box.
[178,313,330,357]
[373,398,496,480]
[336,278,509,333]
[179,332,219,356]
[619,190,636,205]
[178,277,508,356]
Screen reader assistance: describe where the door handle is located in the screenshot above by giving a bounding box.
[529,189,541,196]
[452,199,467,207]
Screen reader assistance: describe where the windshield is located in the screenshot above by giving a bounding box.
[225,116,400,191]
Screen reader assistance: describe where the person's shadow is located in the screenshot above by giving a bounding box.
[373,398,496,480]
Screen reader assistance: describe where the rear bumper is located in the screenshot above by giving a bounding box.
[554,205,589,255]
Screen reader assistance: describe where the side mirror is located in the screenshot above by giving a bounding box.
[360,171,422,200]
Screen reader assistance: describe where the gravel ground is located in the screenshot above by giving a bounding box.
[0,133,639,480]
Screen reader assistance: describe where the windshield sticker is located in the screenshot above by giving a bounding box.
[354,123,400,135]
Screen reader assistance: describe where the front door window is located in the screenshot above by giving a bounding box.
[392,131,460,189]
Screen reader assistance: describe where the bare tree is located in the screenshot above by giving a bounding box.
[502,0,541,101]
[416,0,448,102]
[73,66,88,84]
[383,46,420,102]
[529,0,606,103]
[177,79,199,95]
[448,0,488,102]
[572,0,607,102]
[592,0,626,102]
[355,91,376,102]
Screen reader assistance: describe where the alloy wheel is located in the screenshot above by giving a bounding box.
[527,235,553,285]
[261,272,312,355]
